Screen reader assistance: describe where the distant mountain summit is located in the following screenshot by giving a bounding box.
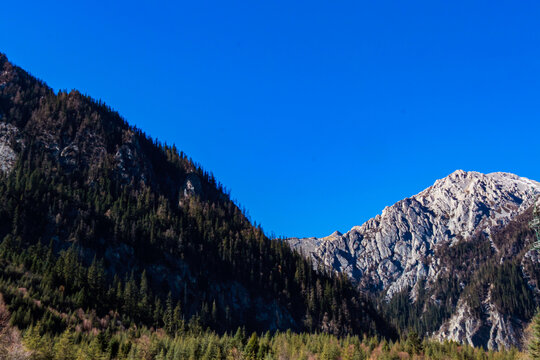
[288,170,540,349]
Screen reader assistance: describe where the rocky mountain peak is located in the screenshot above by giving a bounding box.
[327,230,343,238]
[287,170,540,348]
[289,170,539,292]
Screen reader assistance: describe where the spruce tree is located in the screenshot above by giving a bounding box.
[406,330,423,356]
[164,292,174,335]
[53,329,76,360]
[244,332,259,360]
[173,301,183,334]
[530,309,540,360]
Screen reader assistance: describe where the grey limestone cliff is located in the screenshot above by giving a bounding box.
[288,170,540,349]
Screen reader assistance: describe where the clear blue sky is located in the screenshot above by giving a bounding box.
[1,1,539,238]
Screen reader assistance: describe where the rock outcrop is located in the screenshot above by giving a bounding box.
[0,122,23,174]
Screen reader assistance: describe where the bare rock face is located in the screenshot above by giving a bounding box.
[434,291,525,350]
[434,300,484,346]
[0,122,24,174]
[182,172,203,198]
[288,170,540,349]
[114,130,151,184]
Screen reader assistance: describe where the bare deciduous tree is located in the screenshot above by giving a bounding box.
[0,294,30,360]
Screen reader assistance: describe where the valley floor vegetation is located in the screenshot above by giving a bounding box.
[0,311,530,360]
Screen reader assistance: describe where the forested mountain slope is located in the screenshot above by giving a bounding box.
[0,53,395,339]
[289,171,540,349]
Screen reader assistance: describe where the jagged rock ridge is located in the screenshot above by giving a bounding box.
[288,170,540,349]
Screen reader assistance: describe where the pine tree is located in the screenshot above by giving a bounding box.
[211,300,218,326]
[87,255,105,298]
[233,327,246,349]
[53,329,76,360]
[153,298,163,328]
[244,332,259,360]
[139,270,150,311]
[164,292,174,335]
[406,330,423,356]
[530,309,540,360]
[173,301,184,335]
[85,337,107,360]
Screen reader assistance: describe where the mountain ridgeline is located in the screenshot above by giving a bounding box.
[0,53,395,338]
[288,170,540,349]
